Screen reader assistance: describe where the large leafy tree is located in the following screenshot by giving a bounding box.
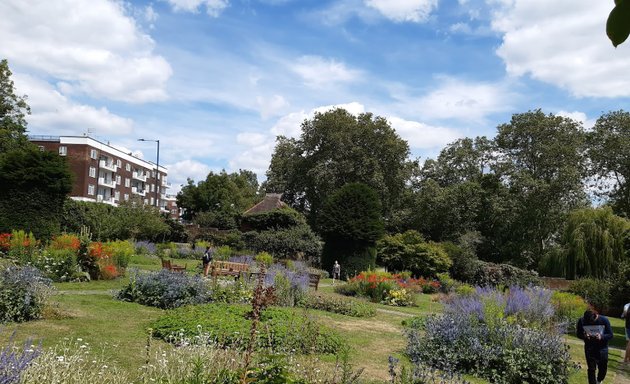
[176,169,261,228]
[490,110,588,267]
[318,183,384,277]
[265,108,417,228]
[0,59,30,153]
[587,110,630,217]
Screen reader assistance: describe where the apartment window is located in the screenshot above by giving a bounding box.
[151,184,155,192]
[125,178,130,188]
[144,199,149,205]
[90,149,98,159]
[116,175,121,184]
[88,184,95,195]
[124,193,129,201]
[150,197,154,206]
[114,191,120,201]
[59,146,67,156]
[126,163,131,172]
[89,166,96,178]
[116,159,121,168]
[151,170,156,178]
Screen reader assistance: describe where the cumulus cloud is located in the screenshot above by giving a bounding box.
[166,159,213,191]
[13,74,133,136]
[414,77,513,121]
[313,101,366,115]
[256,94,289,119]
[291,56,362,88]
[557,110,596,130]
[0,0,172,103]
[389,117,463,149]
[489,0,630,98]
[365,0,438,22]
[164,0,229,16]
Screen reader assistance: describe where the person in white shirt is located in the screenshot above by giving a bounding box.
[622,302,630,363]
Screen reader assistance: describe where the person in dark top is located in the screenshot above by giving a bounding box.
[622,302,630,363]
[202,246,213,277]
[577,309,614,384]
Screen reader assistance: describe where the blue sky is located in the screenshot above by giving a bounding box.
[2,0,630,193]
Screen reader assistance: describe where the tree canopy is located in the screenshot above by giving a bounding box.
[265,108,417,228]
[0,59,30,153]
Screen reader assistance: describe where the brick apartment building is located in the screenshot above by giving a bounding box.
[29,135,179,219]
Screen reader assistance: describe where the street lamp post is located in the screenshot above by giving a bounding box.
[138,138,160,208]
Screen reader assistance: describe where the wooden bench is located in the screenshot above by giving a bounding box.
[308,273,321,291]
[210,261,249,278]
[162,259,186,272]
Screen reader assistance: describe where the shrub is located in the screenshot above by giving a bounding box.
[265,263,310,307]
[134,240,157,255]
[551,291,589,332]
[298,293,376,317]
[105,239,134,269]
[377,231,452,278]
[117,269,212,309]
[0,266,54,323]
[609,260,630,314]
[33,249,80,282]
[242,225,322,261]
[441,241,478,283]
[151,303,344,354]
[48,233,80,252]
[335,270,432,306]
[241,207,306,231]
[407,313,574,384]
[469,260,541,288]
[195,228,245,250]
[6,230,38,263]
[568,278,611,313]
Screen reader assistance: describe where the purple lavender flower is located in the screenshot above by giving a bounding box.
[228,255,254,265]
[0,331,40,384]
[134,240,157,255]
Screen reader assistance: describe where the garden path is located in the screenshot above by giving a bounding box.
[57,290,114,295]
[615,359,630,384]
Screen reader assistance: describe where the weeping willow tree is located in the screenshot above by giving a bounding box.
[564,207,630,279]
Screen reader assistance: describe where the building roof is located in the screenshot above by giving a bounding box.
[243,193,287,215]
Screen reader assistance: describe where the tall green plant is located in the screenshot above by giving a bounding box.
[563,207,630,279]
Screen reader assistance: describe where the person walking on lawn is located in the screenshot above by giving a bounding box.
[577,309,614,384]
[202,246,213,277]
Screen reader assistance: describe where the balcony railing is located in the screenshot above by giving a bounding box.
[96,195,116,205]
[132,171,147,182]
[99,160,117,172]
[132,186,146,196]
[98,177,116,189]
[161,179,171,188]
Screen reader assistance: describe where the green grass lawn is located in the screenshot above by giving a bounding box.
[3,267,629,383]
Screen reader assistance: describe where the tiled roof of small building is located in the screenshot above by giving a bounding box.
[243,193,286,215]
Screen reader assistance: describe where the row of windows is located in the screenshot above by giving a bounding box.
[57,146,162,179]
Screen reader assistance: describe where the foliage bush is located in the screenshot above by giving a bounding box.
[241,207,307,231]
[4,230,38,263]
[105,239,134,269]
[0,266,54,323]
[334,271,434,307]
[151,303,344,355]
[265,262,310,307]
[242,225,322,261]
[195,228,245,249]
[568,278,611,313]
[377,231,452,278]
[117,269,212,309]
[441,241,478,283]
[551,291,589,331]
[298,293,375,317]
[408,286,575,384]
[469,260,541,288]
[33,249,80,282]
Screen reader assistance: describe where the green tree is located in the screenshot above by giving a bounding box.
[318,183,384,277]
[265,108,417,228]
[588,110,630,217]
[491,110,588,267]
[607,0,630,47]
[176,169,261,228]
[0,147,73,239]
[0,59,30,153]
[376,230,452,277]
[563,207,630,279]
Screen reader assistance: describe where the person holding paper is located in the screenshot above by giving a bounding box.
[622,302,630,363]
[577,310,614,384]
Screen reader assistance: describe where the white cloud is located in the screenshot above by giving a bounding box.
[0,0,171,103]
[270,111,309,137]
[313,102,366,116]
[237,132,268,147]
[13,74,134,136]
[365,0,438,22]
[164,0,229,16]
[291,56,362,88]
[389,117,463,149]
[414,77,512,121]
[229,140,276,176]
[166,160,213,193]
[557,110,596,130]
[489,0,630,98]
[256,94,289,119]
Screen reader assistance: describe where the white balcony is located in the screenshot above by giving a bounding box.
[161,179,171,188]
[99,160,117,172]
[132,186,146,196]
[98,177,116,189]
[132,171,147,182]
[96,195,116,206]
